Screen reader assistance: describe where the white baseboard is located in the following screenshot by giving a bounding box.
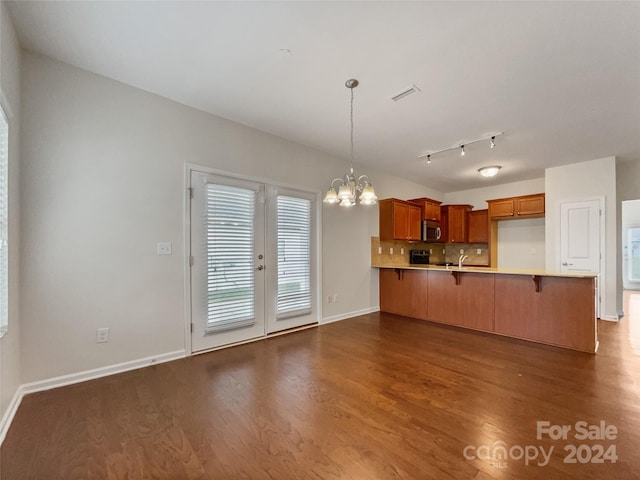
[0,384,25,446]
[0,349,186,447]
[322,306,380,324]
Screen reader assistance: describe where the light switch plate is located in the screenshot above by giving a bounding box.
[157,242,172,255]
[390,247,394,255]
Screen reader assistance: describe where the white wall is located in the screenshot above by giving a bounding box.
[497,218,545,269]
[19,52,441,383]
[0,2,22,423]
[545,157,617,320]
[443,178,545,209]
[444,178,546,269]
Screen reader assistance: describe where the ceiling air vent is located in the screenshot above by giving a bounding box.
[390,84,421,102]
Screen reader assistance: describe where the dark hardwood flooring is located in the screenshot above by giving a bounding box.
[2,292,640,479]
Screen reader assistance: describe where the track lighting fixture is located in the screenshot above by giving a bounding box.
[419,131,503,164]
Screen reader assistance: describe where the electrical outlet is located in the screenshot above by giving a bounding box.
[390,247,394,255]
[400,248,404,255]
[442,249,445,254]
[477,249,482,255]
[460,249,464,255]
[378,247,382,254]
[157,242,172,255]
[332,294,339,303]
[429,249,432,254]
[96,327,110,343]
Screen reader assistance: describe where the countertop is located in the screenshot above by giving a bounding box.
[371,263,598,278]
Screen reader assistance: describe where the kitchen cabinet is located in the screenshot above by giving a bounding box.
[441,205,472,243]
[379,198,422,241]
[488,193,545,220]
[494,274,596,352]
[467,209,489,243]
[408,197,442,222]
[379,268,428,320]
[427,270,494,332]
[376,266,597,353]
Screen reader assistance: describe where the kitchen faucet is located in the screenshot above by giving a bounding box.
[458,254,469,269]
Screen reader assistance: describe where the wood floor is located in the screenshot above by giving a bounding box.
[2,292,640,479]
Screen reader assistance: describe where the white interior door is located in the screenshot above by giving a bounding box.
[190,171,266,352]
[560,199,601,273]
[560,199,602,317]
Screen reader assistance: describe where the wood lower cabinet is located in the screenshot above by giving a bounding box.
[379,198,422,241]
[379,268,428,320]
[427,270,494,332]
[378,268,597,353]
[494,275,596,352]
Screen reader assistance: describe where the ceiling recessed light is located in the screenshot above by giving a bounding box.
[478,166,502,177]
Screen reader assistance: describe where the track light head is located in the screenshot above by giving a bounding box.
[490,136,496,148]
[460,145,465,156]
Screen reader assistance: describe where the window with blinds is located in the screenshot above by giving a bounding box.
[205,183,256,333]
[0,107,8,337]
[277,195,311,319]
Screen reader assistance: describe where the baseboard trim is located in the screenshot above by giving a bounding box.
[21,350,187,396]
[0,385,25,446]
[322,306,380,324]
[0,349,186,447]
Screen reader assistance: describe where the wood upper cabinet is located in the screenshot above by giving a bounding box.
[467,209,489,243]
[441,205,472,243]
[488,193,545,220]
[408,197,442,222]
[379,198,422,241]
[516,194,545,216]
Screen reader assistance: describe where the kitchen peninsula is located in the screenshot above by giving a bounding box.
[374,264,598,353]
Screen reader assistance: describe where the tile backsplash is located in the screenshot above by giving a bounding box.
[371,237,489,266]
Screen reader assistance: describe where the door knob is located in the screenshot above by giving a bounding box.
[256,265,264,271]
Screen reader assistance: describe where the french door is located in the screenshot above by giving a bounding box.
[189,170,318,353]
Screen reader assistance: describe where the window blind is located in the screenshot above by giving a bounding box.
[277,195,311,319]
[0,108,8,336]
[205,183,255,334]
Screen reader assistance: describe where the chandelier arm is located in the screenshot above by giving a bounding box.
[330,178,345,189]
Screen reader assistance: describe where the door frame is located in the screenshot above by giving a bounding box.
[183,163,322,355]
[556,196,606,319]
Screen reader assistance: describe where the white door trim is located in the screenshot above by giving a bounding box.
[183,163,322,355]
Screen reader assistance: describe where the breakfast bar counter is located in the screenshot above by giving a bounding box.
[373,264,598,353]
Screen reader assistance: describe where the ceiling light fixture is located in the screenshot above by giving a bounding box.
[323,79,377,207]
[418,131,504,164]
[478,165,502,177]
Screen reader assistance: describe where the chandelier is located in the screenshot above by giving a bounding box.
[323,79,377,207]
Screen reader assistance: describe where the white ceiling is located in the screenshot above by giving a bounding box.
[6,1,640,192]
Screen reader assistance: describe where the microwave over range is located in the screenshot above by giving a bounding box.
[422,220,441,242]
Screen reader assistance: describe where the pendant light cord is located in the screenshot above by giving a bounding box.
[349,86,354,174]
